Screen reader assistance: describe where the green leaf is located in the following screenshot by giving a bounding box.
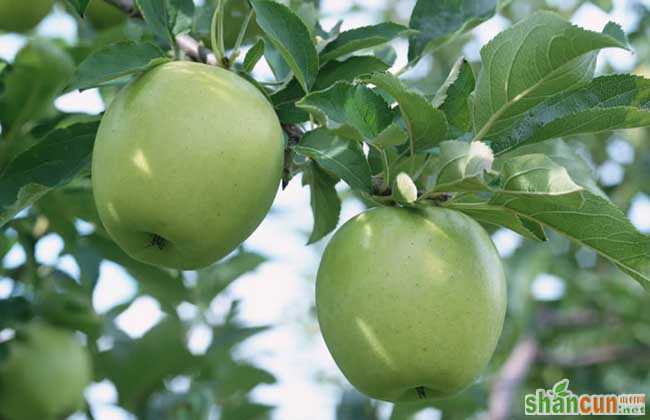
[0,122,99,228]
[360,72,447,153]
[97,318,196,411]
[433,57,476,134]
[297,82,393,140]
[490,176,650,287]
[73,236,104,292]
[493,154,585,208]
[272,55,389,112]
[35,289,102,338]
[64,0,90,16]
[0,297,32,329]
[294,128,372,192]
[315,19,342,41]
[213,362,276,399]
[275,102,308,124]
[220,402,273,420]
[408,0,506,62]
[263,38,292,81]
[302,162,341,244]
[449,197,547,241]
[320,22,413,63]
[491,74,650,154]
[368,123,408,148]
[427,140,493,192]
[68,41,169,91]
[497,139,605,198]
[37,186,101,249]
[146,388,215,420]
[386,150,429,185]
[0,40,74,137]
[250,0,319,91]
[168,0,195,36]
[374,44,397,67]
[210,320,269,351]
[196,251,267,304]
[136,0,194,48]
[472,11,629,142]
[314,56,390,91]
[243,38,265,72]
[602,21,629,46]
[136,0,173,46]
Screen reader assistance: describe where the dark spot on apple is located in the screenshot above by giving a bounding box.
[147,233,168,250]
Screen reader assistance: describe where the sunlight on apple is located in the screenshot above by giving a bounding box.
[106,202,121,224]
[131,149,152,177]
[355,317,398,371]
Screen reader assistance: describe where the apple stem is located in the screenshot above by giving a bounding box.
[416,386,426,399]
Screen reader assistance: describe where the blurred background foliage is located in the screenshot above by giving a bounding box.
[0,0,649,419]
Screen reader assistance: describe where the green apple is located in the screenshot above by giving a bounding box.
[316,206,507,402]
[0,0,54,33]
[92,61,284,270]
[85,0,126,30]
[0,322,92,420]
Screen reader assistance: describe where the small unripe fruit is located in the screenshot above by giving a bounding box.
[85,0,126,30]
[392,172,418,204]
[0,0,53,33]
[0,322,92,420]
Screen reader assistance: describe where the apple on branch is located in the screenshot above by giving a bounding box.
[92,61,284,270]
[316,206,507,402]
